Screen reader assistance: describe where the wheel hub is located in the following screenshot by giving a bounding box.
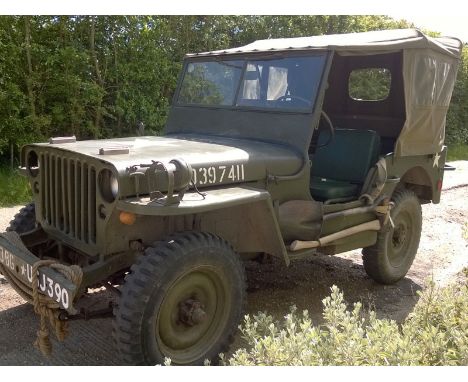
[392,223,408,250]
[178,298,207,327]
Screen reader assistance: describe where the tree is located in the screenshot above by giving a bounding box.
[0,15,466,164]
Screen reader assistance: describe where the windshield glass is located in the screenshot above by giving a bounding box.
[178,61,243,106]
[177,54,326,111]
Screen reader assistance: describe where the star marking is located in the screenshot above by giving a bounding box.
[21,264,26,276]
[433,152,441,168]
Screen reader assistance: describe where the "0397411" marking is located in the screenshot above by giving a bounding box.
[192,164,245,186]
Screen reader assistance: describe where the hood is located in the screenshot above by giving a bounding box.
[28,133,303,190]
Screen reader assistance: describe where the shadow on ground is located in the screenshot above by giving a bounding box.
[244,254,423,323]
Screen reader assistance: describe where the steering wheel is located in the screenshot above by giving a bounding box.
[310,110,335,151]
[276,95,311,107]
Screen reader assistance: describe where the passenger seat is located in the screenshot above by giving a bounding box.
[310,129,381,201]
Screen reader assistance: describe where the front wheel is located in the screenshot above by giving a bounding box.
[113,232,246,365]
[7,202,36,234]
[362,189,422,284]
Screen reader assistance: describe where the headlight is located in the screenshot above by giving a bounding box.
[99,169,119,203]
[110,173,119,197]
[27,150,39,177]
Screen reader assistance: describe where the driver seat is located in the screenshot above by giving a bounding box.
[310,128,381,201]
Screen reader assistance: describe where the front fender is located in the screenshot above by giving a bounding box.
[116,186,270,216]
[116,186,289,264]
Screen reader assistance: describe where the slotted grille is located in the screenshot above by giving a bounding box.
[40,152,97,244]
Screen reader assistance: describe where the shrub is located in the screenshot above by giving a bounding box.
[225,274,468,366]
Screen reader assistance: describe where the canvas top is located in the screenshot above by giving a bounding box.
[186,29,463,59]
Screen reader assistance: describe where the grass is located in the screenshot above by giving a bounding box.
[447,144,468,161]
[0,166,32,207]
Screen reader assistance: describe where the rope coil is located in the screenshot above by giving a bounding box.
[31,260,83,356]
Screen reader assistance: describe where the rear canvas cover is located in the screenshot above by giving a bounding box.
[396,48,460,156]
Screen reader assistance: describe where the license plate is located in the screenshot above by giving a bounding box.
[0,243,77,313]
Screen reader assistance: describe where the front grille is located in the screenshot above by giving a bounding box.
[40,152,97,244]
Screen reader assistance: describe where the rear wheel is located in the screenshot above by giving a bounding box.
[113,231,246,365]
[362,189,422,284]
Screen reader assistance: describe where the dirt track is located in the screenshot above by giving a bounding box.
[1,161,467,365]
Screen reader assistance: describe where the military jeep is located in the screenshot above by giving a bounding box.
[0,29,463,365]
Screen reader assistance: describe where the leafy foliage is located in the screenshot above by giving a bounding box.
[349,68,391,101]
[446,46,468,145]
[225,276,468,366]
[0,15,467,161]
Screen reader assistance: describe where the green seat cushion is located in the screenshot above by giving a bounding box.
[312,129,381,183]
[310,176,359,200]
[310,128,381,201]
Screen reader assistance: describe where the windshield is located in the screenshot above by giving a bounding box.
[177,54,326,111]
[178,60,243,106]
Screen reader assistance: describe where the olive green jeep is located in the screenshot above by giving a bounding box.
[0,29,463,365]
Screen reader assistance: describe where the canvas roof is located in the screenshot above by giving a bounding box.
[187,29,463,59]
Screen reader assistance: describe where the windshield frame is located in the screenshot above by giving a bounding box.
[174,51,330,114]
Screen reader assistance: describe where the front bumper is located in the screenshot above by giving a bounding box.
[0,231,79,314]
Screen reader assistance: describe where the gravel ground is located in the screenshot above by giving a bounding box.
[0,206,26,234]
[0,161,467,365]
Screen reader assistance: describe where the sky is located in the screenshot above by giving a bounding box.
[388,14,468,43]
[0,0,466,43]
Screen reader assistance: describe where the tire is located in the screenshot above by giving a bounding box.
[113,231,247,365]
[7,202,36,234]
[362,189,422,284]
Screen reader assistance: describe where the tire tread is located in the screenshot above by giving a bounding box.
[362,188,422,284]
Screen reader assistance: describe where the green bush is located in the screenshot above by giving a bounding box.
[1,15,467,163]
[225,275,468,366]
[446,47,468,146]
